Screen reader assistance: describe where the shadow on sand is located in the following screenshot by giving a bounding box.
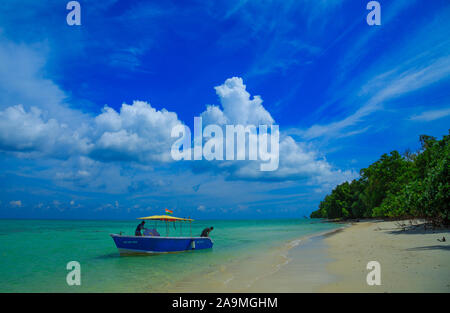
[406,245,450,251]
[377,222,450,236]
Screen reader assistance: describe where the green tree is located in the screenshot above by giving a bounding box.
[311,131,449,225]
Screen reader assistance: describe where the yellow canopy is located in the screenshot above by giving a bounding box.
[137,215,194,222]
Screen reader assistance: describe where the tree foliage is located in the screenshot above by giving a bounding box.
[310,131,449,226]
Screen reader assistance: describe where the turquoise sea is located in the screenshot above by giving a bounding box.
[0,219,339,292]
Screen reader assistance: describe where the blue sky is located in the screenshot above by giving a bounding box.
[0,0,449,219]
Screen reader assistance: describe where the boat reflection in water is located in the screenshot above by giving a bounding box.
[110,215,213,255]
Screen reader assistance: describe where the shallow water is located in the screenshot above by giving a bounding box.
[0,219,339,292]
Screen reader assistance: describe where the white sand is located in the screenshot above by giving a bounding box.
[322,220,450,292]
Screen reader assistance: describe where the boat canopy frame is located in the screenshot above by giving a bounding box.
[137,215,194,222]
[137,215,193,237]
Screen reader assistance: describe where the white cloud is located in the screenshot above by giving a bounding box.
[198,77,356,184]
[0,105,59,152]
[233,135,357,184]
[362,56,450,106]
[409,108,450,122]
[0,104,89,156]
[0,100,184,164]
[90,101,183,162]
[298,55,450,140]
[0,45,354,189]
[294,6,450,141]
[0,39,89,127]
[209,77,274,126]
[201,105,228,126]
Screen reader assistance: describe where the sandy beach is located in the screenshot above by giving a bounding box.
[322,220,450,292]
[229,220,449,293]
[161,220,449,293]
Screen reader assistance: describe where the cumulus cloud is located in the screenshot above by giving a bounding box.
[0,104,89,157]
[214,77,274,125]
[196,77,356,184]
[0,38,91,159]
[0,69,354,188]
[0,38,187,165]
[201,105,228,126]
[202,77,274,126]
[0,105,60,152]
[233,135,356,183]
[90,101,183,163]
[0,100,184,163]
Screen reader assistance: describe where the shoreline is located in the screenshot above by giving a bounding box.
[243,220,450,293]
[162,220,449,292]
[163,223,348,292]
[241,225,350,292]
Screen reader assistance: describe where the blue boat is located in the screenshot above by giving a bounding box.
[110,215,213,255]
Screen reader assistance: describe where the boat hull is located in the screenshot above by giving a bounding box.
[110,234,213,254]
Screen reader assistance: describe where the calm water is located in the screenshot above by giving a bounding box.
[0,219,339,292]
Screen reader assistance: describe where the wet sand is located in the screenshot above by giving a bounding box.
[164,228,344,292]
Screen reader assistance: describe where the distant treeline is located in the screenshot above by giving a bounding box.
[310,131,449,226]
